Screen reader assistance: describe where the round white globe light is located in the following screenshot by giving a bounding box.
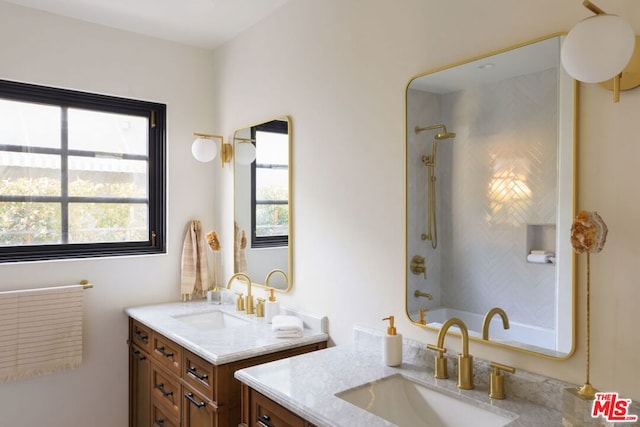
[235,142,256,165]
[561,14,636,83]
[191,138,218,162]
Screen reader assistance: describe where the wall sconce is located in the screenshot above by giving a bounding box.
[191,133,233,167]
[561,0,640,102]
[233,137,257,165]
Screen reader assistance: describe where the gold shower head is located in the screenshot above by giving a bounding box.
[415,124,456,141]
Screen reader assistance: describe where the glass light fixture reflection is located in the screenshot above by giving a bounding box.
[235,141,256,165]
[561,13,635,83]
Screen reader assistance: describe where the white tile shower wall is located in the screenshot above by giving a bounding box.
[409,68,558,329]
[406,89,443,315]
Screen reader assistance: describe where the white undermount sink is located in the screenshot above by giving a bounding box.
[172,310,250,329]
[335,374,517,427]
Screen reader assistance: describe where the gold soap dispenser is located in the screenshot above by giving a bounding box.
[382,316,402,367]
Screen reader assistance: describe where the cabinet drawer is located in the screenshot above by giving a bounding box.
[252,389,307,427]
[151,333,182,375]
[130,320,152,353]
[182,385,216,427]
[151,401,179,427]
[151,365,181,419]
[183,350,215,400]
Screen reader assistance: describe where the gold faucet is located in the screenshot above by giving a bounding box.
[414,290,433,300]
[226,273,254,315]
[418,308,428,325]
[265,269,288,288]
[481,307,510,340]
[426,317,474,389]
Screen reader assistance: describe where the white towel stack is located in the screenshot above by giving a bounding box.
[527,250,555,264]
[271,315,304,338]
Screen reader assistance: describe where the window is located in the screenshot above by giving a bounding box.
[0,80,166,262]
[251,120,289,248]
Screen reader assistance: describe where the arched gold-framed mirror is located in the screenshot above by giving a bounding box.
[233,115,292,292]
[405,34,577,359]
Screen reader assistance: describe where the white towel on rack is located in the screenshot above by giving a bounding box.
[527,254,551,264]
[0,285,84,383]
[271,315,304,338]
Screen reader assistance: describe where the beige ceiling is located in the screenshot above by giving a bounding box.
[3,0,291,49]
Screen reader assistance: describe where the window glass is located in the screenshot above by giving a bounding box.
[0,80,165,262]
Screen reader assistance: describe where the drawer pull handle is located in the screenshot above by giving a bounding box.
[185,392,206,408]
[155,346,174,359]
[155,383,173,397]
[187,366,208,382]
[134,330,149,342]
[131,350,146,361]
[258,414,274,427]
[154,420,164,427]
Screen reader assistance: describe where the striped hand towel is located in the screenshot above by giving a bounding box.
[180,220,210,301]
[0,285,83,382]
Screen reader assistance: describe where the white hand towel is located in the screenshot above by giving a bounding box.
[272,315,304,338]
[530,250,555,256]
[527,253,551,264]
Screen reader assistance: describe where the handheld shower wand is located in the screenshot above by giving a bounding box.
[414,124,456,249]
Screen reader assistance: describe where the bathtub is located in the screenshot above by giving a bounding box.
[415,307,557,352]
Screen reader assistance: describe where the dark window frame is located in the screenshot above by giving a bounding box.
[250,120,289,248]
[0,79,166,262]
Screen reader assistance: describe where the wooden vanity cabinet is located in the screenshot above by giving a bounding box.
[240,384,317,427]
[129,344,151,427]
[128,318,327,427]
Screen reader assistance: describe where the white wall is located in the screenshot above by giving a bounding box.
[0,2,216,426]
[213,0,640,401]
[1,1,640,425]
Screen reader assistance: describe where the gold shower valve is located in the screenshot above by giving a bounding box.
[410,255,426,279]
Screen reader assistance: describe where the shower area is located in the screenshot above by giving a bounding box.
[406,58,572,354]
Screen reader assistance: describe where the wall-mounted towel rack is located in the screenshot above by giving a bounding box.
[0,280,92,383]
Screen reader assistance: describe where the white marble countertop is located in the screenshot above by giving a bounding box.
[124,300,329,365]
[235,327,563,426]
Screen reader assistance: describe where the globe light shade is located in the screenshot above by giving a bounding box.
[235,142,256,165]
[561,14,636,83]
[191,137,218,162]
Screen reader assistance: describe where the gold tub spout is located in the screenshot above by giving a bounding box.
[414,290,433,300]
[426,317,474,390]
[482,307,510,340]
[227,273,254,315]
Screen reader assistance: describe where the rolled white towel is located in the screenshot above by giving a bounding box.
[527,253,551,264]
[272,315,304,338]
[530,250,554,256]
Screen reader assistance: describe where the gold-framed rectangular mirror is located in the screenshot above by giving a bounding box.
[405,34,577,358]
[233,115,292,291]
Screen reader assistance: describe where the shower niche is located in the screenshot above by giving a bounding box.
[405,34,577,358]
[526,224,556,264]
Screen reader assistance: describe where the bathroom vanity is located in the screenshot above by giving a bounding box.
[236,326,571,427]
[125,301,328,427]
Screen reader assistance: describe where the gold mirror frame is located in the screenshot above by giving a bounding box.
[404,34,578,359]
[232,115,293,293]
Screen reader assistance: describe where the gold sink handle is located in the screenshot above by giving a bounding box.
[489,361,516,400]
